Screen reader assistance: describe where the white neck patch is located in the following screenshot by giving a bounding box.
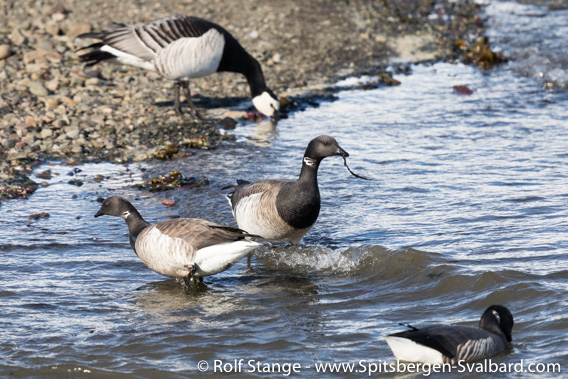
[304,157,317,167]
[252,91,279,117]
[122,211,131,220]
[492,310,501,323]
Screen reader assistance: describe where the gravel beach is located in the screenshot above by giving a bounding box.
[0,0,489,200]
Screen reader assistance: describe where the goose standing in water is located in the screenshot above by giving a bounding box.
[225,135,349,244]
[94,196,263,288]
[78,16,279,119]
[384,305,514,364]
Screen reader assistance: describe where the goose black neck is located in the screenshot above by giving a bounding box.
[244,57,267,98]
[217,35,267,97]
[298,157,321,185]
[124,208,150,240]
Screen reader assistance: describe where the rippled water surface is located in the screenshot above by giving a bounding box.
[2,1,568,377]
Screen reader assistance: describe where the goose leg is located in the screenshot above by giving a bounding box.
[182,267,206,292]
[174,82,183,115]
[181,81,205,120]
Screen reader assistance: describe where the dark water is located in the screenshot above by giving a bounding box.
[1,1,568,377]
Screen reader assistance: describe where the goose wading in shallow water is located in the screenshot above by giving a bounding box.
[94,196,263,288]
[384,305,514,365]
[225,135,349,244]
[77,16,280,119]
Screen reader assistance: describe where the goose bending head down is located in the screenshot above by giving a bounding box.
[225,135,349,244]
[384,305,514,365]
[94,196,262,287]
[77,16,280,119]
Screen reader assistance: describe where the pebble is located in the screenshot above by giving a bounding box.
[28,82,49,97]
[0,44,11,60]
[67,23,91,39]
[10,29,26,45]
[41,128,53,139]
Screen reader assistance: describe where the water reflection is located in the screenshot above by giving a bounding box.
[245,120,278,147]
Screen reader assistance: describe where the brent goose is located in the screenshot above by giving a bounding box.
[77,16,279,119]
[225,135,349,244]
[384,305,514,364]
[94,196,262,287]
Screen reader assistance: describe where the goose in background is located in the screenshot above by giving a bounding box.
[384,305,514,364]
[94,196,263,288]
[77,16,280,119]
[225,135,349,244]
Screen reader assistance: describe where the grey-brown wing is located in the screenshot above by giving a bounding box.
[154,218,254,250]
[228,179,289,211]
[86,16,222,61]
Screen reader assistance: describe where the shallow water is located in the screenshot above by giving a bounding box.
[1,1,568,377]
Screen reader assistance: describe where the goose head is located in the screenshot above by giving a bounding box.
[304,135,349,165]
[94,196,137,220]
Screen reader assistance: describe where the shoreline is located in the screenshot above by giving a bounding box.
[0,0,494,201]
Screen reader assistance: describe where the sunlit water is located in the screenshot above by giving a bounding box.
[1,1,568,377]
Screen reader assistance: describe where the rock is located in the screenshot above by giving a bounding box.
[28,82,49,97]
[45,52,62,64]
[6,151,28,161]
[52,13,66,22]
[36,170,52,180]
[29,212,50,220]
[40,128,53,139]
[375,34,388,44]
[67,23,91,40]
[85,77,100,86]
[0,44,11,60]
[65,126,80,139]
[219,117,237,130]
[453,85,474,95]
[45,97,59,108]
[21,134,35,144]
[45,23,61,36]
[10,29,26,45]
[68,179,83,186]
[26,65,43,75]
[23,50,49,65]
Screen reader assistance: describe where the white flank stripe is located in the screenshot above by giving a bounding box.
[100,45,155,71]
[135,227,194,278]
[193,240,261,277]
[233,193,269,237]
[384,336,445,364]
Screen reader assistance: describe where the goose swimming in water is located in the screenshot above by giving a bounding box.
[225,135,349,244]
[384,305,514,364]
[94,196,263,287]
[78,16,279,119]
